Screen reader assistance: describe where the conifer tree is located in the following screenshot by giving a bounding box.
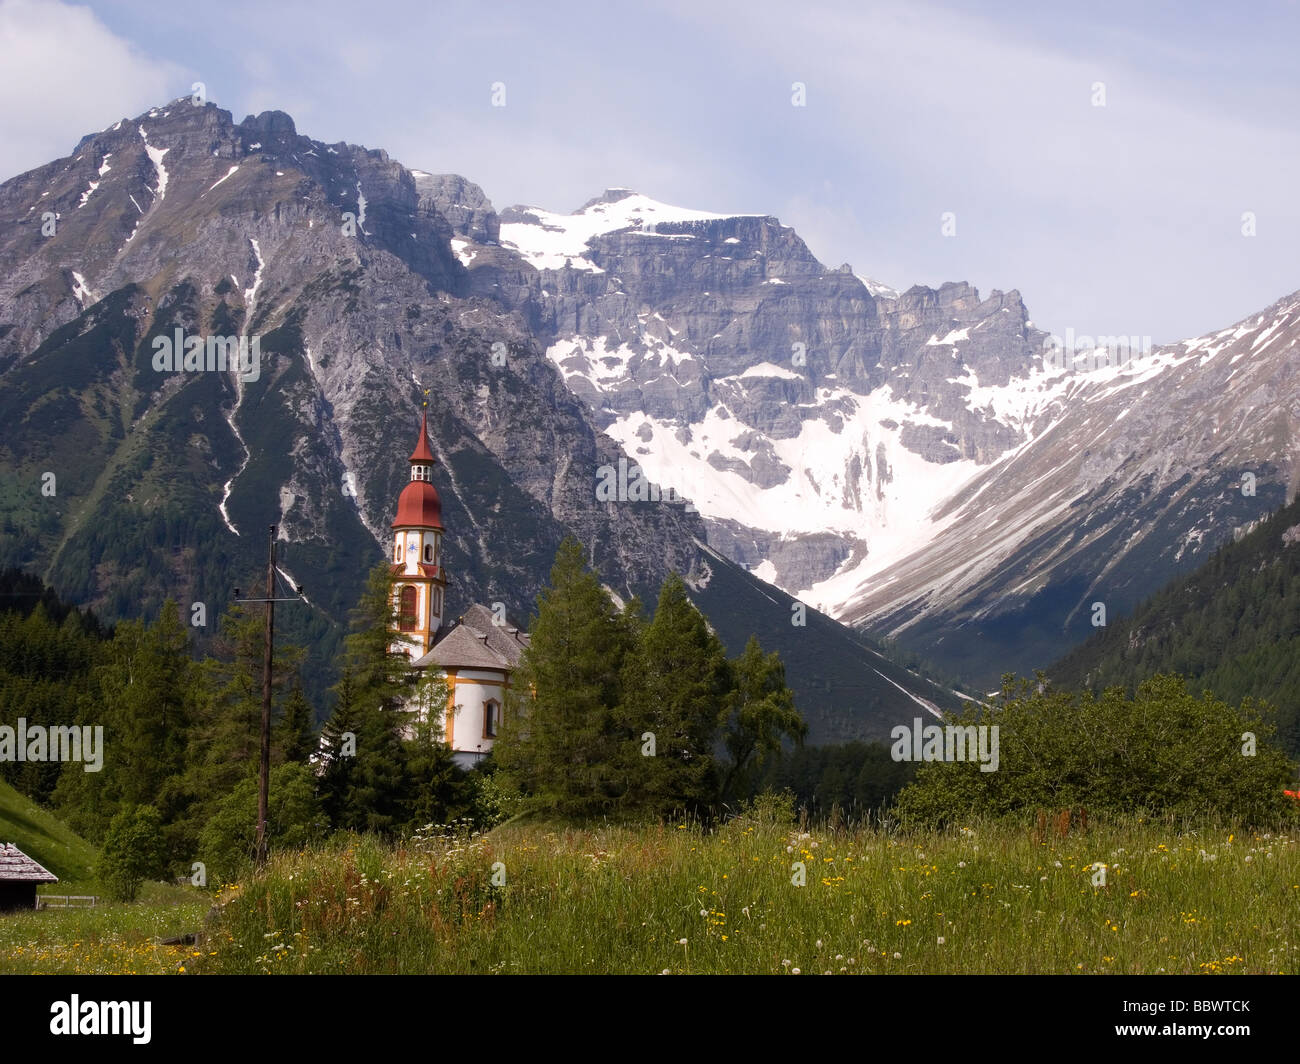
[276,679,317,765]
[57,605,196,847]
[496,537,632,817]
[617,574,730,818]
[319,564,416,833]
[718,635,807,802]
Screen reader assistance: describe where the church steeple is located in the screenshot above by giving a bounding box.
[390,400,446,658]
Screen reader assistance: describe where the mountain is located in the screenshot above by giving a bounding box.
[1051,493,1300,755]
[444,187,1298,687]
[0,99,962,743]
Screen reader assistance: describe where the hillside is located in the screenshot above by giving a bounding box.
[0,99,962,737]
[687,542,964,744]
[0,779,97,886]
[1051,494,1300,755]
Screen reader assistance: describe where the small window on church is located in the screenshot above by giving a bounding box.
[483,699,501,738]
[395,541,402,562]
[424,543,433,563]
[432,587,442,614]
[399,585,418,631]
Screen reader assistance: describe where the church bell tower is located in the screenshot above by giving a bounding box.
[390,409,446,659]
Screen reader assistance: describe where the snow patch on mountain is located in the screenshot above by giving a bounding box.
[206,165,239,193]
[500,190,759,273]
[138,128,170,202]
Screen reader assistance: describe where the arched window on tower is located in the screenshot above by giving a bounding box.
[483,698,501,738]
[394,540,402,563]
[424,542,433,563]
[399,585,418,632]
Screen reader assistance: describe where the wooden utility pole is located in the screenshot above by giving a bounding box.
[256,525,276,866]
[235,526,307,870]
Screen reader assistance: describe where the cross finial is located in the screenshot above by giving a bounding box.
[422,388,430,409]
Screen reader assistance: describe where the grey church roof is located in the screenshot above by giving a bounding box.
[414,602,530,672]
[0,843,58,883]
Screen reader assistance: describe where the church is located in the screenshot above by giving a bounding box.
[388,413,529,768]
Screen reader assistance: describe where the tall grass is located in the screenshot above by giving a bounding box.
[192,814,1299,975]
[0,882,208,975]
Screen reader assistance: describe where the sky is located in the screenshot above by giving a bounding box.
[1,0,1297,344]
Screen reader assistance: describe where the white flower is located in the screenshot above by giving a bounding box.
[700,909,707,916]
[816,939,823,948]
[958,861,967,868]
[893,952,902,959]
[937,936,945,945]
[661,969,670,975]
[791,968,801,975]
[782,959,791,967]
[678,938,688,945]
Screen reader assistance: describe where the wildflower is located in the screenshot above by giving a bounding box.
[816,939,823,948]
[893,952,901,959]
[678,938,688,945]
[937,937,945,945]
[958,861,967,868]
[782,959,791,967]
[791,968,801,975]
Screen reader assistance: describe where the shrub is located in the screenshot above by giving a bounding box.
[892,674,1298,829]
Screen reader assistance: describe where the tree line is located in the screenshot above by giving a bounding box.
[494,538,808,819]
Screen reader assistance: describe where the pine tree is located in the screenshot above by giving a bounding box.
[319,564,417,834]
[495,537,632,817]
[276,679,317,765]
[178,602,303,851]
[718,635,807,802]
[317,667,364,828]
[56,605,197,848]
[617,573,730,819]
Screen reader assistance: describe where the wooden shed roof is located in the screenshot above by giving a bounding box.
[0,843,58,883]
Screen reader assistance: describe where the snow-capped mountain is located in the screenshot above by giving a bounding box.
[443,186,1297,684]
[0,100,967,743]
[4,96,1293,700]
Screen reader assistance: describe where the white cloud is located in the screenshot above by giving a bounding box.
[0,0,187,181]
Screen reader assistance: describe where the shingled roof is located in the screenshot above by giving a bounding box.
[415,602,530,672]
[0,844,58,883]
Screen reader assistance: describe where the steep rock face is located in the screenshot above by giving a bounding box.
[413,172,500,245]
[831,290,1300,683]
[0,102,707,662]
[449,189,1050,597]
[0,102,965,742]
[447,186,1297,684]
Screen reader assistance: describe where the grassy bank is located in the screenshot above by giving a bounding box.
[189,815,1298,975]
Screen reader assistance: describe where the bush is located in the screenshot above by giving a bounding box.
[892,674,1298,829]
[97,805,167,902]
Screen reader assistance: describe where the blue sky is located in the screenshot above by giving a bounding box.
[2,0,1297,343]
